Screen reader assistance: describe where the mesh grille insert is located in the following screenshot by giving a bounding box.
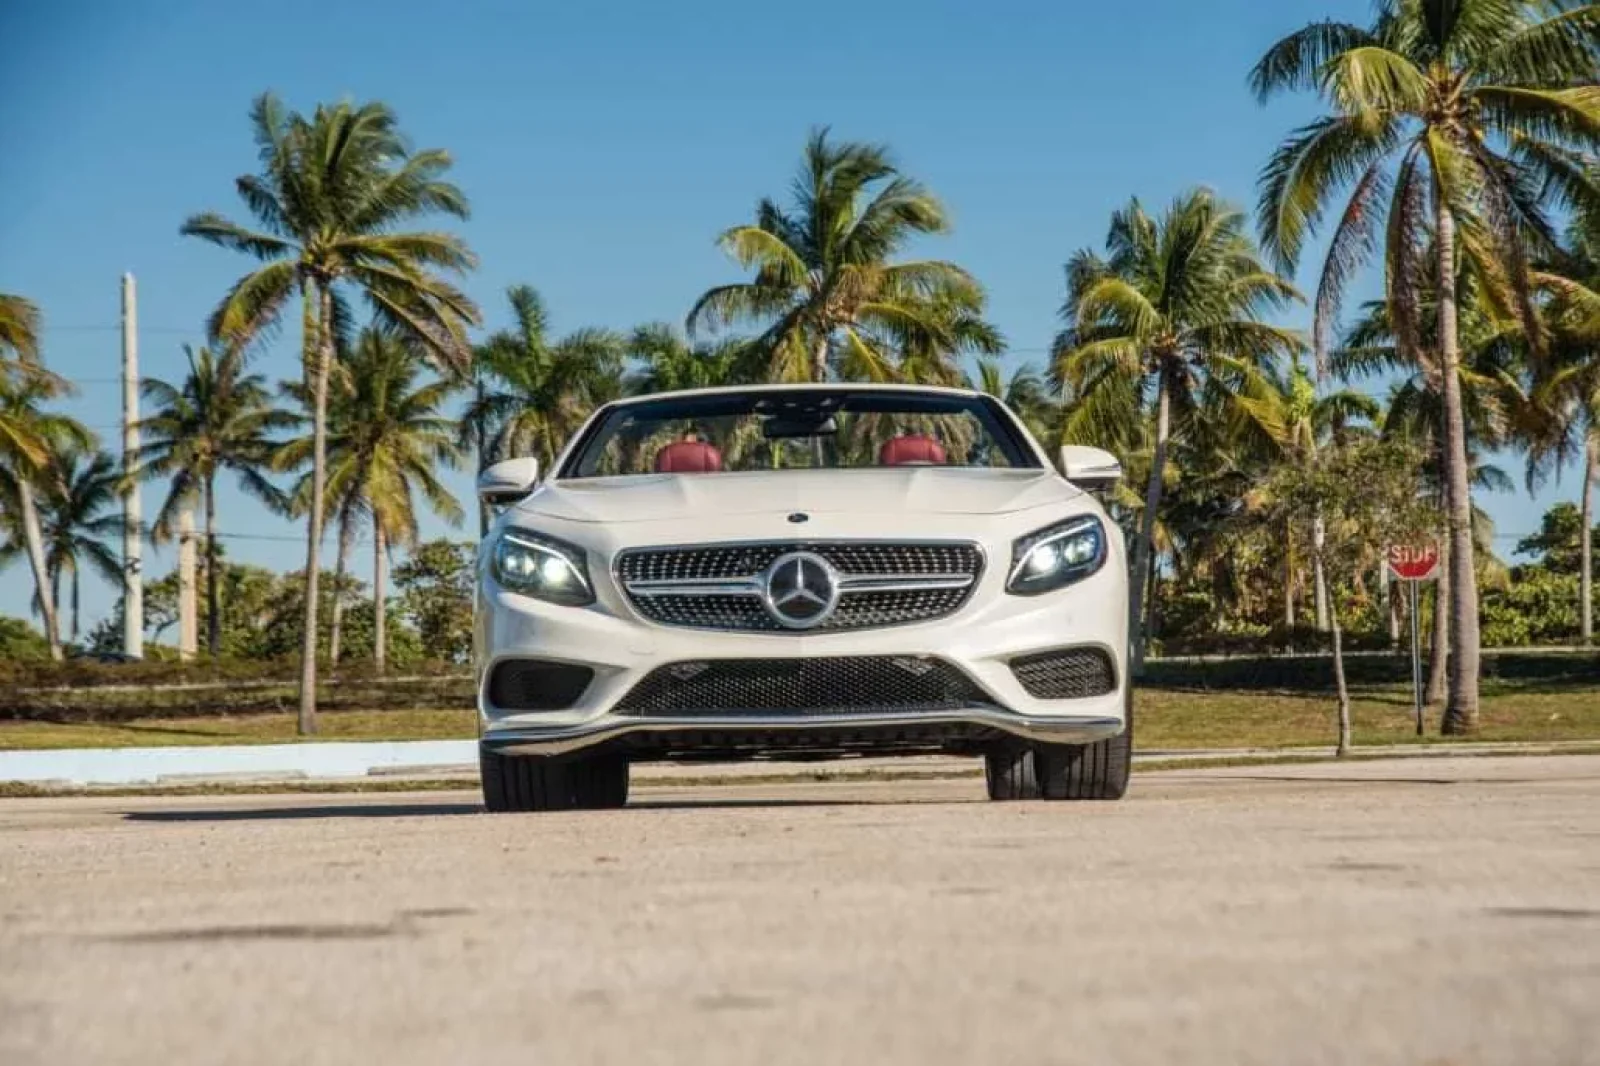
[1009,648,1116,700]
[614,656,992,717]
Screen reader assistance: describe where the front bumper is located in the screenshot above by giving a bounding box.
[476,548,1129,759]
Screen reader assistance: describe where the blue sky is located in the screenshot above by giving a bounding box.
[0,0,1557,629]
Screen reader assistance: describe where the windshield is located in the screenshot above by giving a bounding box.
[560,390,1040,479]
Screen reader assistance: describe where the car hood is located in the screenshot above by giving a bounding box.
[516,468,1081,525]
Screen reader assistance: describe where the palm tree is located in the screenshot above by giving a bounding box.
[1337,283,1521,705]
[135,345,291,658]
[973,359,1058,444]
[281,328,464,671]
[688,129,987,383]
[461,285,624,494]
[0,376,92,659]
[0,293,41,372]
[183,92,478,732]
[1278,356,1381,634]
[1053,189,1303,669]
[1251,0,1600,732]
[36,447,123,645]
[625,323,761,395]
[1523,215,1600,644]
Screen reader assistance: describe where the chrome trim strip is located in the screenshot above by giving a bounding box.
[482,708,1125,758]
[624,573,974,597]
[627,578,763,597]
[836,574,975,592]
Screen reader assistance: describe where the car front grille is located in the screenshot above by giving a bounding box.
[614,541,983,632]
[613,656,993,717]
[1009,647,1117,699]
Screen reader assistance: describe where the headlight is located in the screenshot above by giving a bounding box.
[1007,516,1106,596]
[492,529,594,607]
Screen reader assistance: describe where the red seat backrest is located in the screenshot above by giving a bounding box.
[654,440,724,473]
[879,435,947,467]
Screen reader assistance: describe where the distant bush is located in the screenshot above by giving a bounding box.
[0,616,50,662]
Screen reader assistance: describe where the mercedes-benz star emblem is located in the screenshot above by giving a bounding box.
[761,551,841,629]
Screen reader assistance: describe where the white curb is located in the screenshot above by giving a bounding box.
[0,740,478,786]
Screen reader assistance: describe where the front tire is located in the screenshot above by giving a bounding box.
[480,747,629,812]
[984,696,1133,802]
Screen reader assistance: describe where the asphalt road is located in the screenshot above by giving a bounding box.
[3,756,1598,1066]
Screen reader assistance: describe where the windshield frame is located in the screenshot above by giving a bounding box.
[553,387,1046,480]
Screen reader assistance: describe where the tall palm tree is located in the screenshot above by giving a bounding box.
[280,328,464,671]
[0,376,91,659]
[183,92,478,732]
[461,285,625,492]
[134,346,292,658]
[688,129,987,383]
[1251,0,1600,732]
[1053,189,1302,669]
[36,447,123,645]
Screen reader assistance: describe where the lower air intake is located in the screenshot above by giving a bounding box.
[614,656,990,717]
[1009,647,1117,699]
[488,660,595,711]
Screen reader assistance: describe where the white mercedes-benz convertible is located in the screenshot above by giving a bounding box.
[474,384,1131,811]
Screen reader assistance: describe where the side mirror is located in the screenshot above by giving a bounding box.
[477,457,541,506]
[1058,446,1122,491]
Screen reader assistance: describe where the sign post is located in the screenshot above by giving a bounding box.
[1386,544,1441,736]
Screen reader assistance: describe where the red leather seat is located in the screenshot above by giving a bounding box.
[879,435,947,467]
[654,439,724,473]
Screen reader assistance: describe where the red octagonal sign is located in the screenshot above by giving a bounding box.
[1387,544,1440,582]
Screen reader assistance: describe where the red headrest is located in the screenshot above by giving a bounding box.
[879,435,947,467]
[654,440,723,473]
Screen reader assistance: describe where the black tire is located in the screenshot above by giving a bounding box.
[984,745,1040,801]
[480,746,629,812]
[984,694,1133,803]
[1035,695,1133,801]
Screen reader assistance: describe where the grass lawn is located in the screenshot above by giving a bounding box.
[1137,679,1600,749]
[3,673,1597,751]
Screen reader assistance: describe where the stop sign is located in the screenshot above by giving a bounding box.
[1387,544,1440,582]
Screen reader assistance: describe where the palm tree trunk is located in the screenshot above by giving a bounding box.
[328,510,354,667]
[51,566,62,642]
[205,475,221,658]
[1312,518,1330,632]
[811,333,830,383]
[1385,571,1400,648]
[1283,526,1295,637]
[1581,432,1595,646]
[1329,581,1351,758]
[373,517,387,675]
[476,374,491,539]
[1129,373,1170,674]
[16,480,62,660]
[71,566,81,645]
[297,280,333,736]
[1434,201,1481,734]
[1427,537,1449,706]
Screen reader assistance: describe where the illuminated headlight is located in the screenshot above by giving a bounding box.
[492,529,594,607]
[1007,516,1106,596]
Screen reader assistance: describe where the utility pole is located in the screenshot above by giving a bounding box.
[178,506,197,661]
[121,273,143,660]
